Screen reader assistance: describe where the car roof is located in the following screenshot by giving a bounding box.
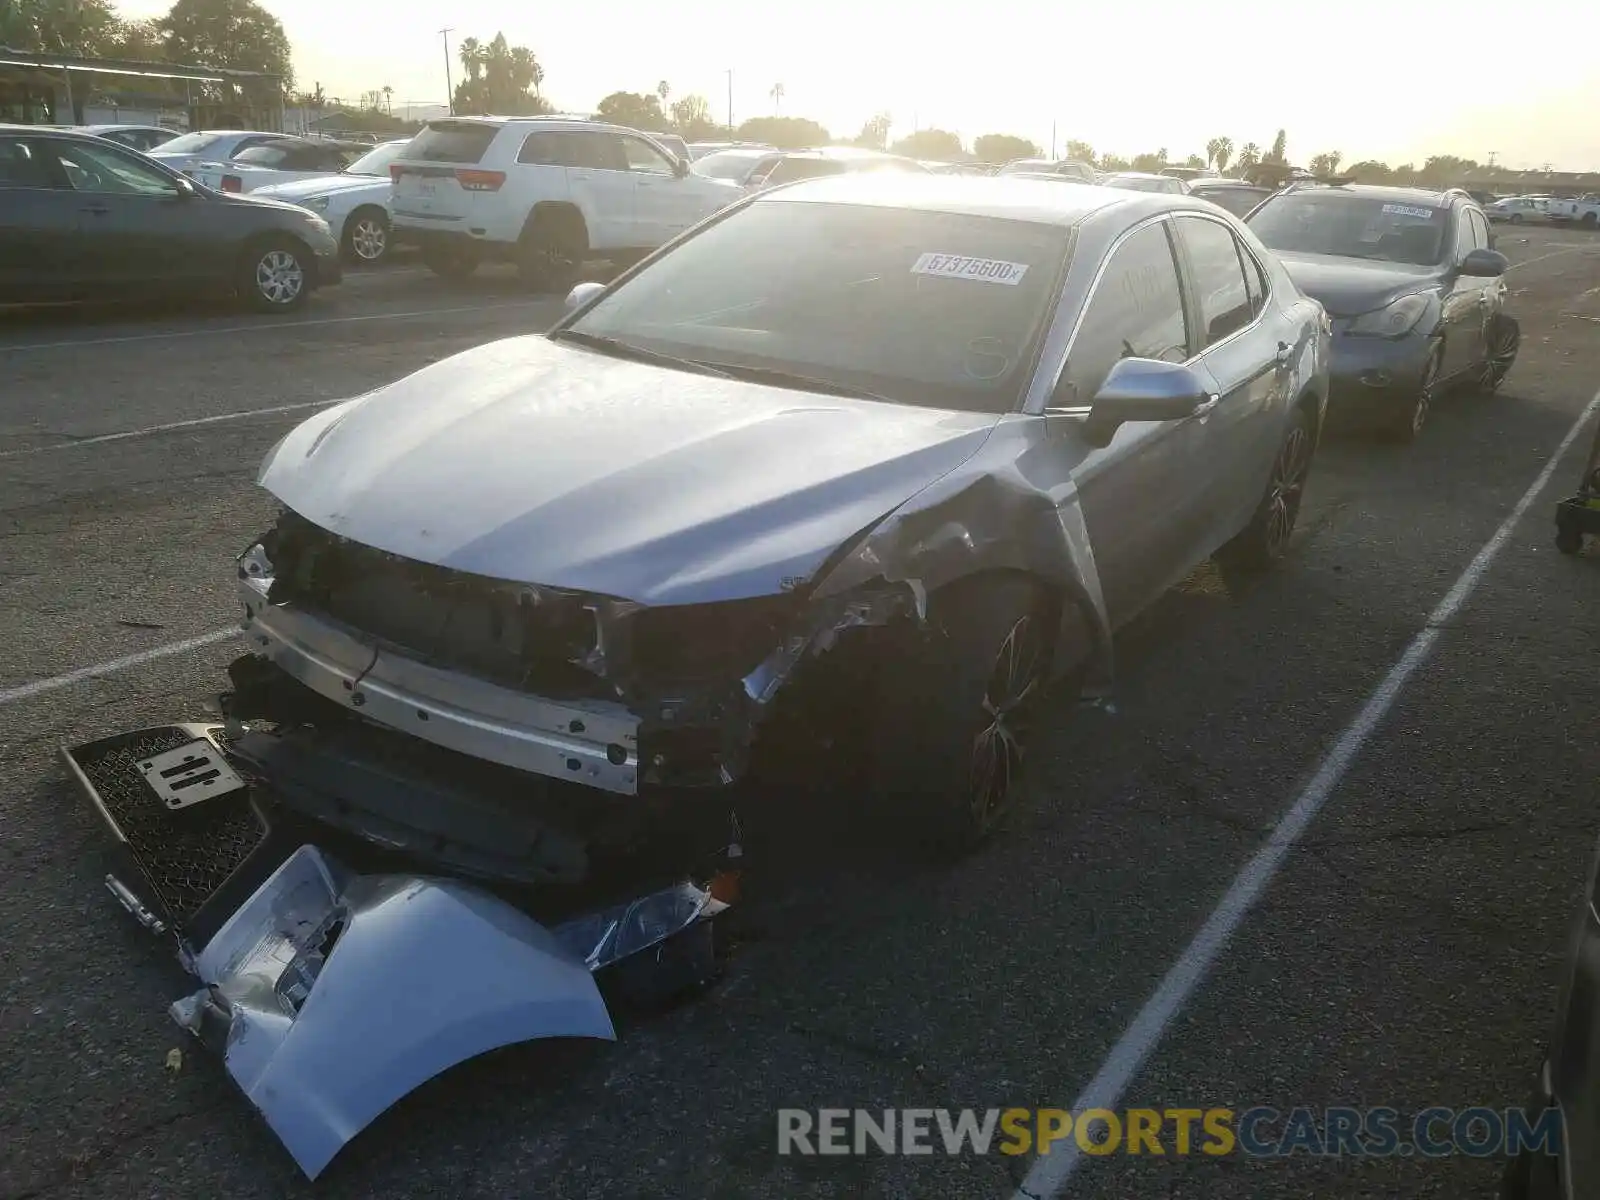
[1105,171,1167,181]
[755,172,1154,226]
[698,146,778,160]
[1189,179,1267,189]
[1279,181,1468,207]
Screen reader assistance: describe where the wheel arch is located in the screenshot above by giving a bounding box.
[521,200,589,250]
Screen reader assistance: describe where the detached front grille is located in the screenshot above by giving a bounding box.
[266,511,607,699]
[67,727,269,925]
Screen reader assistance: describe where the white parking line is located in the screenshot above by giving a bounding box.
[0,298,552,354]
[1507,243,1600,273]
[0,628,238,708]
[1013,389,1600,1200]
[0,399,339,459]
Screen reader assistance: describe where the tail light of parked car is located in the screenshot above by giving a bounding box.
[221,175,242,193]
[454,169,506,192]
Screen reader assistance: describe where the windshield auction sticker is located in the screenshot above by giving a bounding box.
[912,253,1030,285]
[1381,204,1434,219]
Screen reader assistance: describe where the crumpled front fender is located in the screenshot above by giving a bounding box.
[173,846,617,1179]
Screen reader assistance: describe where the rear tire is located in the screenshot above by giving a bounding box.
[1478,313,1520,393]
[422,243,480,280]
[239,238,311,313]
[516,208,587,292]
[1583,212,1598,229]
[870,576,1053,854]
[1217,404,1316,577]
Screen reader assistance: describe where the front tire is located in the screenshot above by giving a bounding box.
[1217,404,1316,576]
[1385,344,1441,444]
[871,576,1053,853]
[240,238,310,313]
[341,207,390,264]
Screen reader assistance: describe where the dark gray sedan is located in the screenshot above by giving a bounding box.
[0,124,342,311]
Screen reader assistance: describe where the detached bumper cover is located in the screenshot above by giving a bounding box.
[62,726,725,1180]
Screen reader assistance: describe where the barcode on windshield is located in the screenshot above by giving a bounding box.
[911,253,1030,285]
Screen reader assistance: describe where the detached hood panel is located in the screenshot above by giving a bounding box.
[260,336,999,605]
[1275,252,1436,317]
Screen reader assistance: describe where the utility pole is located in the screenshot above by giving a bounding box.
[726,69,734,136]
[1051,120,1057,159]
[441,28,455,114]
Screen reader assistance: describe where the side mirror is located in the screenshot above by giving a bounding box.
[564,280,606,312]
[174,176,197,198]
[672,156,689,178]
[1459,248,1508,277]
[1070,358,1212,444]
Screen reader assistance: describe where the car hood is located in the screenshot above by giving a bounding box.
[258,336,1001,606]
[1273,252,1438,318]
[254,174,388,201]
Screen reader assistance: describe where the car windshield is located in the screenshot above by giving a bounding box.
[693,150,774,182]
[151,132,223,156]
[561,200,1070,412]
[1248,192,1449,266]
[344,142,407,175]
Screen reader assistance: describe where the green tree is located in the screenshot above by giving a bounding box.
[595,91,669,131]
[736,115,828,149]
[1,0,121,55]
[890,127,963,160]
[452,33,550,116]
[1064,139,1095,163]
[1130,147,1167,172]
[1098,152,1130,171]
[669,94,718,139]
[1236,142,1261,170]
[854,112,892,150]
[1265,129,1287,165]
[160,0,293,88]
[974,133,1038,163]
[769,81,784,113]
[105,17,168,59]
[1391,162,1418,184]
[1184,153,1205,169]
[1418,154,1478,185]
[1345,159,1392,183]
[1206,136,1233,173]
[1308,150,1343,176]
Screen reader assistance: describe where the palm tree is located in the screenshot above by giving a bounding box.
[382,84,393,116]
[656,80,670,104]
[770,81,784,114]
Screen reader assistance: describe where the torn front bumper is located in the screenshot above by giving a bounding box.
[62,724,725,1180]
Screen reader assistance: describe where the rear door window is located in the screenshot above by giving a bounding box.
[407,122,501,163]
[1176,215,1253,346]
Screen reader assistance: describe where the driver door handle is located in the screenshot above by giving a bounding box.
[1275,340,1293,365]
[1193,393,1222,417]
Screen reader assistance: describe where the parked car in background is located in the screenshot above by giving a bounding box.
[1102,171,1190,194]
[253,139,410,264]
[1160,166,1212,181]
[1486,195,1554,224]
[190,137,359,194]
[691,145,784,188]
[997,158,1096,183]
[1547,195,1600,228]
[1188,178,1274,217]
[149,129,304,176]
[80,124,181,152]
[743,146,928,191]
[0,125,340,311]
[651,132,690,162]
[389,116,741,285]
[1246,183,1516,441]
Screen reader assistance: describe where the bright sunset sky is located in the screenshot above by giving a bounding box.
[117,0,1600,171]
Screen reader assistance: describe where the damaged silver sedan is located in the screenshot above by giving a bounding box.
[64,173,1329,1178]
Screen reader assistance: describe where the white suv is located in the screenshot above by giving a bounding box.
[390,117,741,285]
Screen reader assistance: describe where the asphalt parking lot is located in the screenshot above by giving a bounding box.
[3,228,1600,1200]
